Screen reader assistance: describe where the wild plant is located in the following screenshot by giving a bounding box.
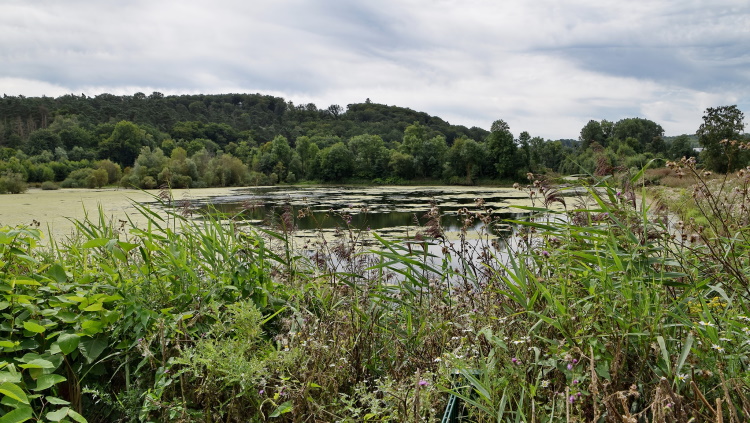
[439,167,750,422]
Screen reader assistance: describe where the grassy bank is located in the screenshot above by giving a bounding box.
[1,165,749,422]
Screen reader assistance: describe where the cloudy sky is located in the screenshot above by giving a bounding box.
[1,0,748,139]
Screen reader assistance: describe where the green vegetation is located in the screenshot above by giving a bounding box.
[2,93,746,190]
[1,162,750,421]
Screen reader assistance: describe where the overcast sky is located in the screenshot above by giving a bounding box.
[1,0,748,139]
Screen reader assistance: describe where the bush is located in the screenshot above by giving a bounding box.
[41,181,60,190]
[0,171,28,193]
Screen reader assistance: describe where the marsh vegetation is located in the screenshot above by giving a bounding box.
[2,163,750,422]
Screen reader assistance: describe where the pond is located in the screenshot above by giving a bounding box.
[170,185,569,262]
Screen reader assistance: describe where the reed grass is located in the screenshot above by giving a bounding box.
[1,165,749,422]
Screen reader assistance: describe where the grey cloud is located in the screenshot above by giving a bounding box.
[1,0,749,138]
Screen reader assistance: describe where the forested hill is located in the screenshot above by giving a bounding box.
[0,91,743,193]
[0,92,487,147]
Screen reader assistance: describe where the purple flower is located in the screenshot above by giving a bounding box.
[259,389,264,395]
[511,357,519,365]
[572,359,578,364]
[540,250,550,258]
[568,395,576,404]
[573,379,579,384]
[419,380,429,387]
[567,363,573,371]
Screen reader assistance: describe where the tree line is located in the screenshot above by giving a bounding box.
[0,93,746,193]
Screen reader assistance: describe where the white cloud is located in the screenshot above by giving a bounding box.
[1,0,748,139]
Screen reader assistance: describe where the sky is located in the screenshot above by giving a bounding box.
[1,0,748,140]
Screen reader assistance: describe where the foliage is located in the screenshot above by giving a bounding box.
[697,105,748,173]
[2,164,750,421]
[0,171,28,194]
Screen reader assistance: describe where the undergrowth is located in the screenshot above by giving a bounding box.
[1,163,749,422]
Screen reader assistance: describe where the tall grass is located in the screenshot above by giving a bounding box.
[1,167,749,422]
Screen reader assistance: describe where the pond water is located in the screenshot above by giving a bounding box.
[177,185,563,247]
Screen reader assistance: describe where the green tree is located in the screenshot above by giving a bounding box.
[95,159,123,185]
[389,150,415,179]
[579,120,605,149]
[24,129,61,156]
[612,117,664,153]
[667,135,696,160]
[348,134,390,179]
[295,136,320,180]
[319,142,354,181]
[697,105,746,172]
[99,121,154,166]
[487,119,517,179]
[445,137,485,184]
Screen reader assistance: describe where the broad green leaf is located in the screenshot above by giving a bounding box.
[269,401,292,417]
[0,382,29,404]
[79,337,107,363]
[82,303,103,312]
[0,371,21,384]
[32,374,66,391]
[0,405,33,423]
[81,238,109,248]
[45,407,69,422]
[80,320,104,335]
[12,277,40,286]
[0,341,17,348]
[67,409,87,423]
[55,333,81,355]
[46,264,68,284]
[18,358,54,369]
[45,396,70,405]
[23,321,46,334]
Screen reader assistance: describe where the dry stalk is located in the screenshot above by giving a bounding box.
[719,371,739,423]
[691,380,716,415]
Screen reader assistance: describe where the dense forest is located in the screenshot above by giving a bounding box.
[0,92,746,192]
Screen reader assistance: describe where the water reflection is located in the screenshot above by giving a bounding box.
[188,185,535,239]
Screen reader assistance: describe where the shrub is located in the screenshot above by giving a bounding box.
[0,171,28,193]
[41,180,60,190]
